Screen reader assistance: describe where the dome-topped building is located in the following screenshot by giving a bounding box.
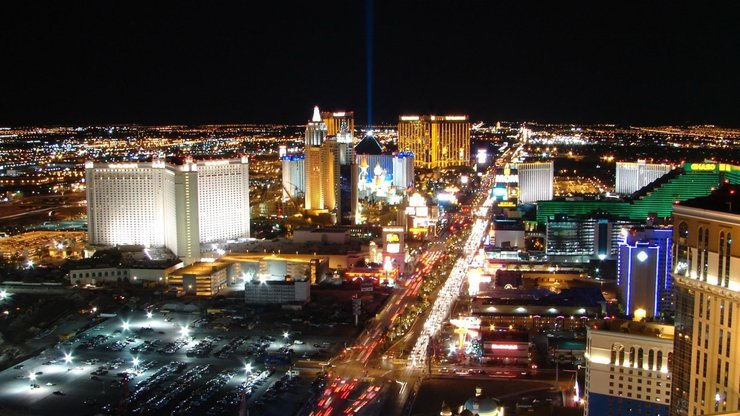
[458,386,503,416]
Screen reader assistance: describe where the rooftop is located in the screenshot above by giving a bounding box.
[676,185,740,214]
[169,260,230,277]
[591,319,675,340]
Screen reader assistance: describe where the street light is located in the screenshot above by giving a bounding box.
[29,372,36,387]
[63,353,73,364]
[283,331,290,339]
[122,321,130,331]
[146,311,153,319]
[132,357,140,369]
[244,362,252,374]
[0,289,7,301]
[180,325,190,339]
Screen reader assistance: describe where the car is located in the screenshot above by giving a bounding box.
[53,391,65,396]
[45,382,56,386]
[35,371,43,375]
[14,364,24,370]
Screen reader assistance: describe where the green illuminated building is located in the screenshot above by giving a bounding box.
[536,162,740,226]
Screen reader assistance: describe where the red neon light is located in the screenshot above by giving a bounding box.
[489,344,519,350]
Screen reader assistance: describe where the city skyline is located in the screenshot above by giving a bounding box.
[2,3,740,416]
[1,2,738,126]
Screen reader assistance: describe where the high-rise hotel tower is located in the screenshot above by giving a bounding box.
[304,106,342,220]
[85,156,250,263]
[670,187,740,416]
[321,110,354,138]
[517,161,554,204]
[397,115,470,169]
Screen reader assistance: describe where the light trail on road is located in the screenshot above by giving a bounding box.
[408,195,493,367]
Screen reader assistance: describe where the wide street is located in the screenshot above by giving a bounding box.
[322,170,496,416]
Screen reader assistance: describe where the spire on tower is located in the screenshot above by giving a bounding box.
[312,106,321,122]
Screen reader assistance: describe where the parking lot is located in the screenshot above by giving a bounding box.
[0,307,355,416]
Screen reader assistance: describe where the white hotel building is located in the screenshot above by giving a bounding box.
[517,161,554,204]
[615,160,673,195]
[85,157,250,263]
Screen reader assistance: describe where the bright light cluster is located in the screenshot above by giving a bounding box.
[408,195,493,367]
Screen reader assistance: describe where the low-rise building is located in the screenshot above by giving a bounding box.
[244,279,310,304]
[471,287,606,332]
[167,261,230,296]
[585,319,673,416]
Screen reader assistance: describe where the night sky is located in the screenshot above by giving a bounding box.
[1,1,738,126]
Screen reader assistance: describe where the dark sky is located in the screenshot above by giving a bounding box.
[1,1,738,126]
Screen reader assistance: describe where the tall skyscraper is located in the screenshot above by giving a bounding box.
[616,160,673,195]
[517,161,554,204]
[85,157,250,263]
[670,187,740,416]
[336,120,356,225]
[321,110,355,138]
[303,106,341,222]
[281,154,305,200]
[397,115,470,169]
[585,320,674,416]
[617,226,674,319]
[176,157,251,260]
[304,106,329,212]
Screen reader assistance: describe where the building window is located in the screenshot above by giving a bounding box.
[703,228,710,281]
[727,332,732,358]
[719,231,726,286]
[726,234,732,288]
[648,350,655,370]
[657,350,663,371]
[630,347,636,367]
[697,226,704,280]
[730,303,734,328]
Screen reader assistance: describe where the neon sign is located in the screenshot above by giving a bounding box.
[489,344,519,350]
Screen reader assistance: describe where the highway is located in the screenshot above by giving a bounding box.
[316,171,496,416]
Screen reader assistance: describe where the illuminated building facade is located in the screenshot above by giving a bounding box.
[85,159,176,251]
[617,226,673,318]
[303,106,340,219]
[616,160,673,195]
[85,157,250,262]
[536,162,738,226]
[281,154,305,200]
[670,187,740,416]
[546,213,640,261]
[480,330,530,366]
[405,192,439,239]
[321,110,354,138]
[176,157,251,261]
[397,115,470,169]
[355,153,414,201]
[382,226,405,281]
[517,161,553,204]
[585,320,673,416]
[336,121,355,225]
